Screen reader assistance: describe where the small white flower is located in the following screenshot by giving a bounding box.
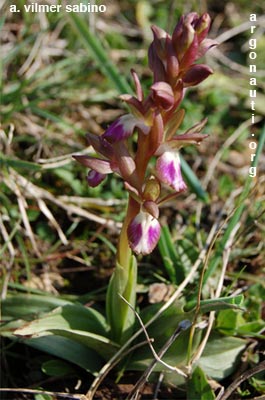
[156,150,187,192]
[127,211,161,255]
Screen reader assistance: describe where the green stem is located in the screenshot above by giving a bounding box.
[106,195,139,344]
[117,196,139,267]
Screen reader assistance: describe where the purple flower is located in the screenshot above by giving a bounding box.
[102,114,150,143]
[127,211,161,255]
[73,155,114,188]
[73,135,141,190]
[156,150,187,192]
[87,170,106,187]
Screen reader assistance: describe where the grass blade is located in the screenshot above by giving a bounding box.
[68,12,132,95]
[158,225,185,284]
[181,156,209,203]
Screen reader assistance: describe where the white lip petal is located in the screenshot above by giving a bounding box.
[156,150,187,192]
[128,212,161,255]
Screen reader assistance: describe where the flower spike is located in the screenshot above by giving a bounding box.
[74,12,215,256]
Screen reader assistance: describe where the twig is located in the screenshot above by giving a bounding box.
[210,16,265,76]
[10,179,41,257]
[4,169,121,233]
[120,294,190,400]
[37,148,93,169]
[219,360,265,400]
[120,294,190,376]
[214,16,265,44]
[211,48,265,77]
[37,198,68,245]
[0,387,86,400]
[82,340,151,400]
[215,387,225,400]
[153,372,164,400]
[127,322,190,400]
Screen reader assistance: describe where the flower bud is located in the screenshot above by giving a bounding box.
[182,64,213,87]
[131,69,143,101]
[151,25,168,61]
[172,13,196,61]
[112,142,139,189]
[148,43,167,82]
[194,13,211,42]
[143,177,161,201]
[165,38,179,80]
[178,36,198,69]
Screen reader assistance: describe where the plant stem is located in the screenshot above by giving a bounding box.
[106,196,139,344]
[117,196,139,267]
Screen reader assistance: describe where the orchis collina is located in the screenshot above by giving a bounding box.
[74,12,216,343]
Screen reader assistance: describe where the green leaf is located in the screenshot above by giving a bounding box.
[187,366,215,400]
[106,254,137,344]
[216,309,246,335]
[198,334,246,380]
[185,294,245,313]
[14,304,109,337]
[216,310,265,338]
[41,359,75,377]
[237,320,265,338]
[25,335,103,374]
[2,294,71,320]
[44,329,118,359]
[0,319,28,338]
[34,394,53,400]
[13,305,117,362]
[0,153,42,171]
[249,375,265,393]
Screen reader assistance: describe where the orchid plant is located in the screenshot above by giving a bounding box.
[74,12,217,345]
